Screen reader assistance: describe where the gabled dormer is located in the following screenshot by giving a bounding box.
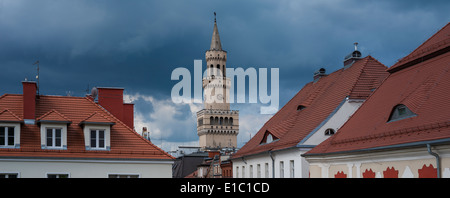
[0,109,23,148]
[79,112,115,151]
[36,109,72,150]
[260,131,279,145]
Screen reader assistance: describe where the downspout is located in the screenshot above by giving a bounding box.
[269,150,275,178]
[427,144,441,178]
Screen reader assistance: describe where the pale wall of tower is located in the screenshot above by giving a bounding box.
[197,109,239,148]
[203,49,230,110]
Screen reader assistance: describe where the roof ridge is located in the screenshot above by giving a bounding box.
[346,57,371,98]
[83,97,174,159]
[348,56,388,99]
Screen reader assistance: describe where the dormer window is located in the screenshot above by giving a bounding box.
[79,112,115,151]
[388,104,416,122]
[36,110,71,150]
[260,131,279,145]
[297,105,306,111]
[325,128,335,136]
[0,109,22,148]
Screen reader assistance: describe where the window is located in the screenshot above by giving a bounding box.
[290,160,295,178]
[265,163,269,178]
[236,167,239,178]
[47,173,69,178]
[257,164,261,178]
[325,128,335,136]
[108,174,139,178]
[0,126,14,147]
[249,165,253,178]
[260,131,279,144]
[388,104,416,122]
[91,129,105,149]
[46,128,62,148]
[297,105,306,111]
[0,173,18,178]
[280,161,284,178]
[266,134,273,143]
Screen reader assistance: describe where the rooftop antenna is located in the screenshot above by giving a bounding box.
[33,60,40,95]
[214,12,216,22]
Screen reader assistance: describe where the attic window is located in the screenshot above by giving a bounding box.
[388,104,416,122]
[297,105,306,111]
[260,131,279,145]
[325,128,335,136]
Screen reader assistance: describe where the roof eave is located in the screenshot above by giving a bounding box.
[302,138,450,158]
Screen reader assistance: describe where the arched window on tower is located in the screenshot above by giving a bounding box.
[216,64,221,76]
[210,116,214,125]
[215,117,219,125]
[230,117,233,126]
[224,117,229,125]
[210,64,214,76]
[219,117,223,125]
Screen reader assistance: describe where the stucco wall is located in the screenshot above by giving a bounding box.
[0,159,173,178]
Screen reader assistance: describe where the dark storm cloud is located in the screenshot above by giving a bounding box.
[0,0,449,148]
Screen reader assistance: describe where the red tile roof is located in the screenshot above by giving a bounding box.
[80,111,114,125]
[0,109,22,122]
[36,109,71,123]
[0,94,174,160]
[306,22,450,156]
[232,55,388,159]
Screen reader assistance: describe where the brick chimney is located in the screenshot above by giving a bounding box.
[97,87,134,129]
[22,81,37,121]
[123,103,134,129]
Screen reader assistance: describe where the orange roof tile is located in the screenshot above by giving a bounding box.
[306,22,450,156]
[36,109,71,123]
[0,109,22,122]
[232,55,389,159]
[0,94,174,160]
[80,111,114,125]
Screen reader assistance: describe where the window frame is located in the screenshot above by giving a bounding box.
[0,172,19,178]
[40,123,67,150]
[388,104,417,122]
[325,128,335,136]
[0,123,20,148]
[46,127,63,149]
[108,174,140,178]
[83,124,111,151]
[90,129,106,149]
[47,173,70,178]
[0,126,15,147]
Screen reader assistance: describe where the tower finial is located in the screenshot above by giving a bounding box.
[214,12,216,22]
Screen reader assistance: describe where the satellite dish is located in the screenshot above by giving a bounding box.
[91,87,98,99]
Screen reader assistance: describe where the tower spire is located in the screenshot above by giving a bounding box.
[210,12,222,51]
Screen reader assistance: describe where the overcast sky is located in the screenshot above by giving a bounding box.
[1,0,449,151]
